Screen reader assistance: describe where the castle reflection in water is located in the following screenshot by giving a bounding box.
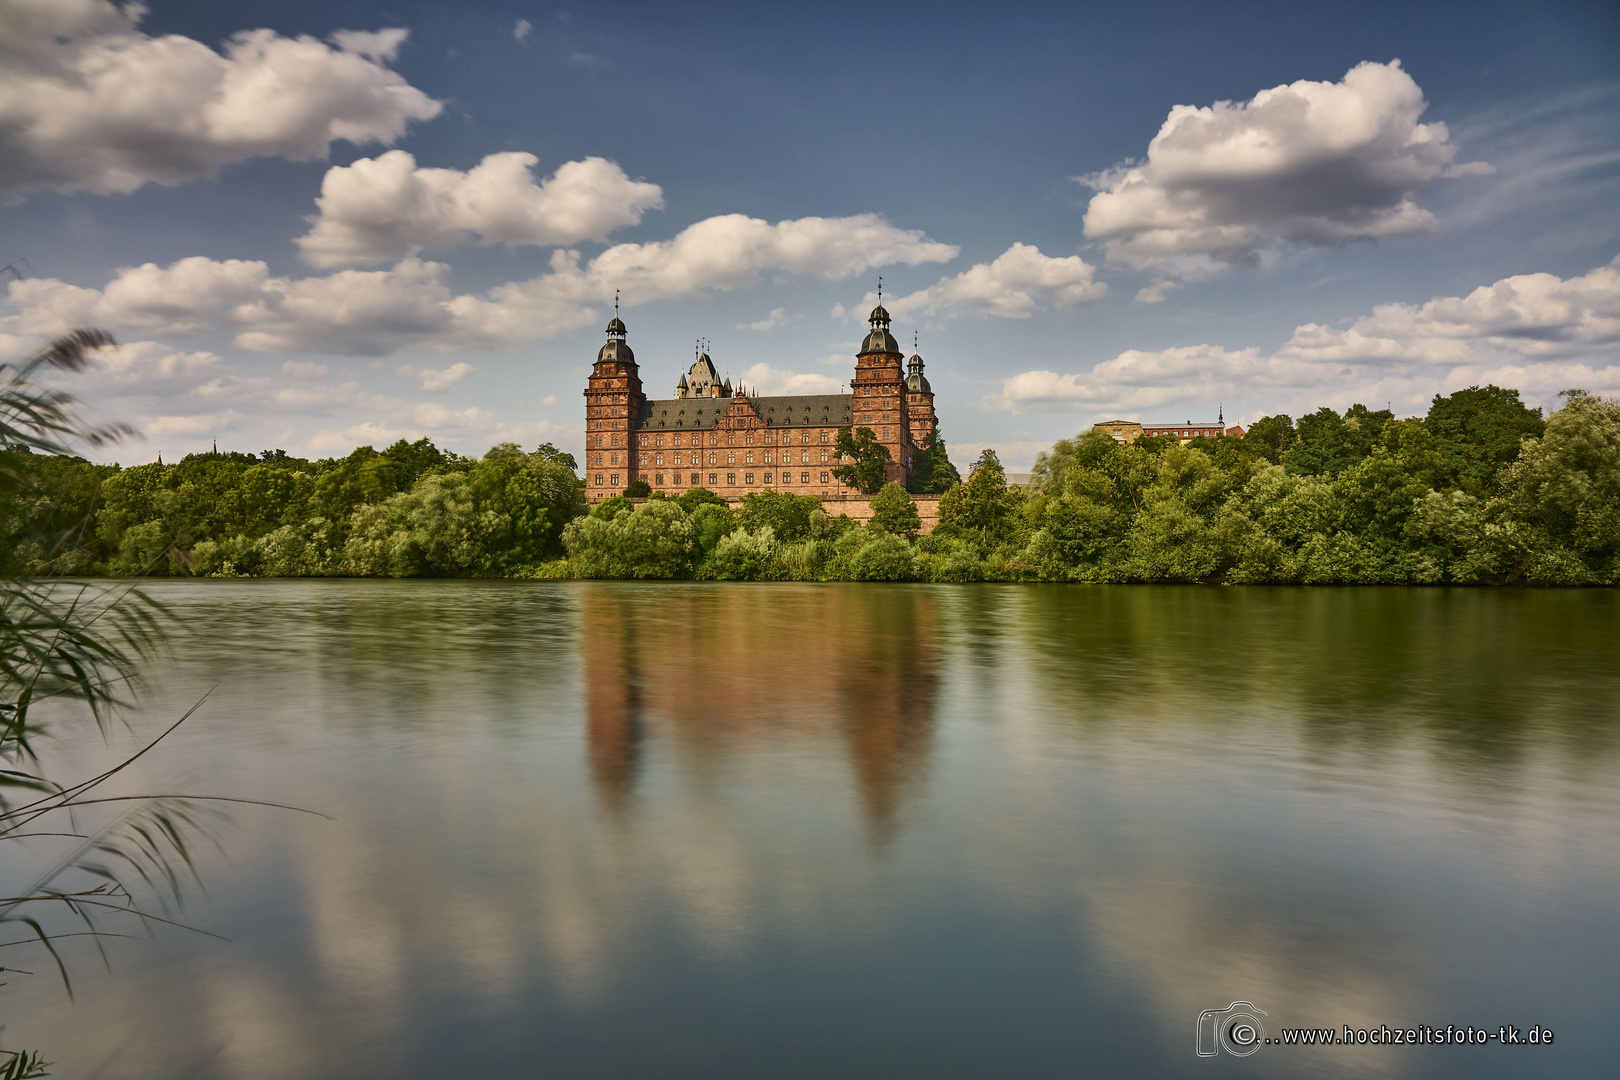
[579,584,940,839]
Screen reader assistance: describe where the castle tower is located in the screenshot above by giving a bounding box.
[852,292,909,485]
[905,334,937,452]
[583,306,645,500]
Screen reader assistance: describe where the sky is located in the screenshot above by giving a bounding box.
[1,0,1617,470]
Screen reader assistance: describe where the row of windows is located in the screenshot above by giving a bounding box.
[630,449,838,467]
[634,429,833,449]
[593,471,835,489]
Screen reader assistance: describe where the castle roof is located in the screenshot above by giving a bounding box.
[635,393,853,432]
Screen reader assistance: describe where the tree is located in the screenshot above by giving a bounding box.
[908,429,963,494]
[869,482,922,538]
[1244,414,1295,464]
[532,442,579,472]
[676,486,727,513]
[936,448,1021,550]
[832,426,890,494]
[1424,385,1544,493]
[1285,404,1394,477]
[738,489,821,542]
[624,479,652,497]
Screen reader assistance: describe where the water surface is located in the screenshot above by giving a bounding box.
[6,582,1618,1079]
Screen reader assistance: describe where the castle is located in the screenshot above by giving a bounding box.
[582,301,939,502]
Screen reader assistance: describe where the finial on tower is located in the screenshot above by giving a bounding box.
[614,289,619,318]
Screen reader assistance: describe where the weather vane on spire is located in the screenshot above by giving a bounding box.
[877,275,883,306]
[613,288,619,317]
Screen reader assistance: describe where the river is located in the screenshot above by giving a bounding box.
[5,581,1618,1078]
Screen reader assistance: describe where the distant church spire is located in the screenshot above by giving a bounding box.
[1218,403,1224,425]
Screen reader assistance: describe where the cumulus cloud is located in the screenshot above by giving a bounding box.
[3,213,956,357]
[991,255,1620,418]
[513,19,532,45]
[732,363,843,396]
[737,307,791,331]
[883,243,1106,319]
[0,2,442,200]
[1081,60,1490,279]
[296,152,665,267]
[1277,255,1620,365]
[398,361,476,391]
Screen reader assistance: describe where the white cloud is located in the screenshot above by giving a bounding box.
[1277,255,1620,366]
[1134,278,1181,304]
[736,307,791,331]
[732,363,843,396]
[883,243,1106,319]
[541,395,558,407]
[513,19,532,45]
[0,2,442,200]
[397,361,476,391]
[991,256,1620,418]
[1081,61,1490,278]
[3,213,956,357]
[296,152,665,267]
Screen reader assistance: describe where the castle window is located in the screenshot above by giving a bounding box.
[801,472,811,484]
[727,431,736,446]
[708,433,717,446]
[820,449,828,463]
[745,432,754,446]
[674,434,683,446]
[745,451,754,464]
[820,471,830,483]
[656,474,665,486]
[655,453,664,466]
[610,452,618,465]
[610,474,620,487]
[656,435,664,447]
[800,450,809,464]
[708,473,718,485]
[594,453,603,467]
[610,434,619,447]
[764,451,773,464]
[883,428,892,439]
[594,435,603,447]
[692,473,700,485]
[594,474,603,486]
[727,473,736,485]
[640,454,649,467]
[820,432,829,443]
[709,452,717,466]
[745,472,754,485]
[727,451,736,465]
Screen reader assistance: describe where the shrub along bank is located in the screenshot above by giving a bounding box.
[3,386,1616,585]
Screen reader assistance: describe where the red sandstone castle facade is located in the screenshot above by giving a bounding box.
[583,302,938,502]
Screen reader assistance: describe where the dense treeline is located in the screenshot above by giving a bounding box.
[0,438,584,578]
[3,384,1616,585]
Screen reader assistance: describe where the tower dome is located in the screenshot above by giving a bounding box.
[598,313,633,363]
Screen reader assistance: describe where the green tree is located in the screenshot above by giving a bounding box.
[869,482,922,538]
[738,489,821,542]
[676,486,727,513]
[624,479,652,497]
[832,425,891,494]
[564,499,694,578]
[1284,404,1394,477]
[1423,385,1544,493]
[936,448,1022,551]
[532,442,579,472]
[907,429,963,494]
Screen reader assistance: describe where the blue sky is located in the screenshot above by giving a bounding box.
[2,0,1617,468]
